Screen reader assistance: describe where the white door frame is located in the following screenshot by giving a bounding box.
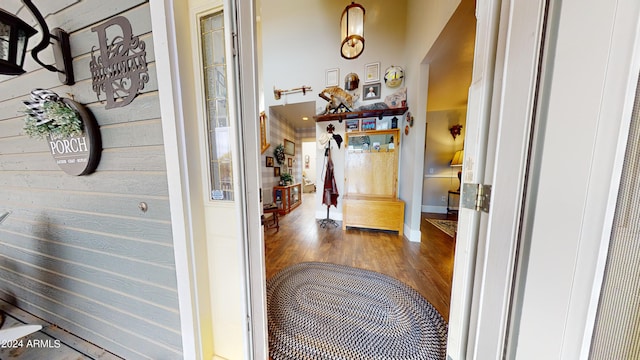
[148,1,203,358]
[454,0,551,358]
[230,0,269,358]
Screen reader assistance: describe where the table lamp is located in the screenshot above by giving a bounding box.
[451,150,464,191]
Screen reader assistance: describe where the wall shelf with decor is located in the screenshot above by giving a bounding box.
[342,128,404,235]
[314,107,408,122]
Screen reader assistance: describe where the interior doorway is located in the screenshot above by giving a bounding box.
[301,140,317,193]
[422,1,475,215]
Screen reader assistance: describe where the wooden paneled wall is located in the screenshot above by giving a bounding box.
[0,1,182,359]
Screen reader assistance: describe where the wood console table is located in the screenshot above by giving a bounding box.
[273,183,302,215]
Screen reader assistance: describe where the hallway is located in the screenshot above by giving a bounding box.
[264,193,456,320]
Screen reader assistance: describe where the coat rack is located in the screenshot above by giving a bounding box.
[318,124,342,228]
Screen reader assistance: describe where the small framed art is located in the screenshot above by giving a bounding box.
[364,62,380,83]
[274,167,280,177]
[345,119,360,132]
[362,118,376,131]
[266,156,274,167]
[284,138,295,156]
[363,83,381,100]
[326,68,339,87]
[288,158,293,167]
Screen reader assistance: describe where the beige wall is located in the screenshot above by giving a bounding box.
[261,0,410,220]
[423,108,466,212]
[401,0,462,239]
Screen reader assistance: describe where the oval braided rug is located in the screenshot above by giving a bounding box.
[267,262,448,360]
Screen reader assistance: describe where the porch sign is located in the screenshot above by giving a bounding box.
[47,99,102,176]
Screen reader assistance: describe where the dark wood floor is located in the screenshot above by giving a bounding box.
[264,193,456,321]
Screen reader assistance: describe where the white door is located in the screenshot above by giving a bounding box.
[449,0,640,359]
[505,0,640,358]
[447,0,550,358]
[230,1,269,358]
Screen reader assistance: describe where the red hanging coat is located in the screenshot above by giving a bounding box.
[322,148,339,208]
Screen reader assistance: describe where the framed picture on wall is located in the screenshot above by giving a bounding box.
[376,117,390,130]
[363,83,381,100]
[284,138,295,155]
[259,111,270,154]
[288,158,292,167]
[345,119,360,132]
[364,62,380,83]
[326,68,339,87]
[274,167,280,177]
[266,156,274,167]
[361,118,376,131]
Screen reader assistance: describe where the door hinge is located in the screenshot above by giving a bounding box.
[461,183,492,212]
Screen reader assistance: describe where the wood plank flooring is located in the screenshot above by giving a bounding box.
[265,193,456,321]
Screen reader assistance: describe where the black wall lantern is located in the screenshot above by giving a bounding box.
[0,0,74,85]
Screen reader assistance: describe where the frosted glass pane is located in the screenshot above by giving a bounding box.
[214,65,226,97]
[203,32,213,66]
[212,29,225,64]
[200,11,232,201]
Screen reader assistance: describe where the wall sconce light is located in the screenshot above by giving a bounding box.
[340,2,365,60]
[449,124,463,139]
[0,1,74,85]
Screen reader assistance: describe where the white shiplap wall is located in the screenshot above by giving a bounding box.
[0,1,181,359]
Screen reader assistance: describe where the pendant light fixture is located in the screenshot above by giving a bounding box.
[340,2,365,60]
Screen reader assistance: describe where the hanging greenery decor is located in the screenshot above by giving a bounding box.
[274,144,286,165]
[23,89,83,140]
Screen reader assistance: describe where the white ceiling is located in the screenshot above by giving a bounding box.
[269,101,317,130]
[268,0,476,128]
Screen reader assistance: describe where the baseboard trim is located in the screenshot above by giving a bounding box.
[405,224,421,242]
[422,205,448,214]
